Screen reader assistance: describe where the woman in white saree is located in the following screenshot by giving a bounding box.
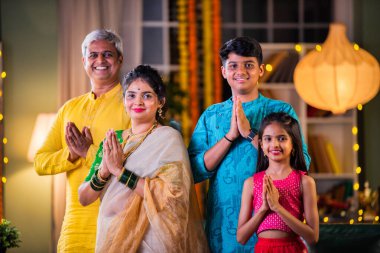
[78,65,209,253]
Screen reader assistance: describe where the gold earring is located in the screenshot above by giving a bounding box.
[158,107,165,119]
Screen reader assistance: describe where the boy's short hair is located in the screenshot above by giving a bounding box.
[219,36,263,65]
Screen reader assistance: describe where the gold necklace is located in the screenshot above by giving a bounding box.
[121,121,158,161]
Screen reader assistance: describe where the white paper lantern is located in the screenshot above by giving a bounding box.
[294,23,380,114]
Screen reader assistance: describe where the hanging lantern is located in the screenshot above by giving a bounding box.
[294,23,380,114]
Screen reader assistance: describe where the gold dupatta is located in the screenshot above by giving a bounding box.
[99,161,209,253]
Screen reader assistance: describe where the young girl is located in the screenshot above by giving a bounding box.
[237,112,319,252]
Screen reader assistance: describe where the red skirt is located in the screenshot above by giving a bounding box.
[255,237,308,253]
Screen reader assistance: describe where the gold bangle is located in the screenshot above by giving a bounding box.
[97,170,108,183]
[125,173,132,187]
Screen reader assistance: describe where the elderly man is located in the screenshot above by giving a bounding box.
[34,29,130,252]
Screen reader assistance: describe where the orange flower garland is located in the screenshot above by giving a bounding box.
[212,0,222,103]
[188,0,199,132]
[177,0,190,143]
[202,0,213,108]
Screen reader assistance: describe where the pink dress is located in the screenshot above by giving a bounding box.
[253,170,305,234]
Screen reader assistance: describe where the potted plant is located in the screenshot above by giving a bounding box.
[0,219,21,253]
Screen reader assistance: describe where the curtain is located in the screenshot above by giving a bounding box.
[56,1,142,251]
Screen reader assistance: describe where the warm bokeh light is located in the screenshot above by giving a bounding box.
[354,43,360,51]
[294,44,302,53]
[2,137,7,144]
[353,182,360,191]
[265,64,273,72]
[323,217,329,223]
[349,219,354,224]
[1,177,6,184]
[352,126,358,135]
[357,104,363,110]
[3,157,9,164]
[356,166,362,174]
[315,44,322,52]
[1,71,6,79]
[353,143,359,151]
[358,209,364,216]
[358,216,363,222]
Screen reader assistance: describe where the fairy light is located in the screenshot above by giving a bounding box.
[0,114,3,121]
[294,44,302,53]
[1,177,6,184]
[356,166,361,174]
[353,182,359,191]
[315,44,322,52]
[352,126,358,135]
[2,138,7,144]
[265,64,273,72]
[375,216,379,222]
[357,104,363,110]
[358,209,364,216]
[353,43,360,51]
[1,71,6,79]
[353,143,359,151]
[358,216,363,222]
[3,157,8,164]
[323,217,329,223]
[349,219,354,224]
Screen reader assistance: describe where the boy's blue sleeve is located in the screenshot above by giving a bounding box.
[188,112,216,183]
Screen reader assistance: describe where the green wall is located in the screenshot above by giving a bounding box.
[1,0,58,252]
[355,0,380,192]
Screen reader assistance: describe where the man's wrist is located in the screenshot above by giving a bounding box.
[245,129,257,142]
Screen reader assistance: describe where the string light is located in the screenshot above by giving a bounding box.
[2,138,7,144]
[353,182,359,191]
[1,177,6,184]
[355,166,361,174]
[357,104,363,110]
[349,219,354,224]
[375,216,379,222]
[353,43,360,51]
[353,143,359,151]
[265,64,273,72]
[358,216,363,222]
[358,209,364,216]
[323,217,329,223]
[352,126,358,135]
[294,44,302,53]
[315,44,322,52]
[3,157,8,164]
[1,71,6,79]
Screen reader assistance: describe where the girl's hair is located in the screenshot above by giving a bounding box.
[256,112,307,173]
[122,65,167,122]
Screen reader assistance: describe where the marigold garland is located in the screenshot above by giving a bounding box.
[177,0,190,144]
[202,0,213,108]
[212,0,222,103]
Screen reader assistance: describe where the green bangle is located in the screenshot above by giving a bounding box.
[118,168,132,184]
[96,169,110,183]
[90,180,105,191]
[118,168,139,190]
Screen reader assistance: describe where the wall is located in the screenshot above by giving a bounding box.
[1,0,58,252]
[0,0,379,253]
[354,0,380,191]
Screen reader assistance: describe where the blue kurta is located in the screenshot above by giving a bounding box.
[188,94,310,253]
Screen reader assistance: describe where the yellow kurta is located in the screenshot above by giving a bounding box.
[34,84,130,253]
